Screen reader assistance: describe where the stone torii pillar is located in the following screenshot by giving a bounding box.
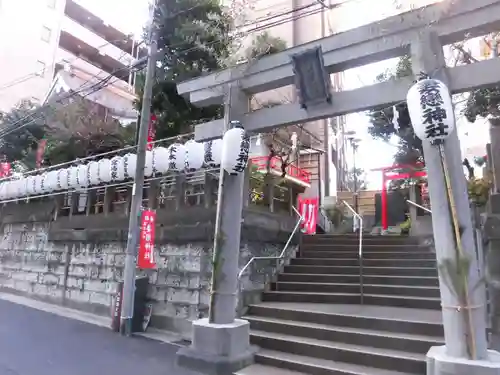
[176,80,256,375]
[411,31,496,375]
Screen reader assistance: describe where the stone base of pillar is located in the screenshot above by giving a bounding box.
[427,346,500,375]
[176,318,256,375]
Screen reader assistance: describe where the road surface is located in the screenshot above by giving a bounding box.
[0,299,200,375]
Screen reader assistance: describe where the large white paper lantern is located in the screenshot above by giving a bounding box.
[407,78,454,145]
[123,153,137,179]
[167,143,186,171]
[77,164,89,188]
[204,139,223,167]
[88,161,100,185]
[153,147,169,174]
[57,169,69,190]
[98,158,112,183]
[185,140,204,171]
[144,150,154,177]
[221,123,250,175]
[68,167,79,189]
[110,156,125,181]
[45,171,58,192]
[4,182,12,199]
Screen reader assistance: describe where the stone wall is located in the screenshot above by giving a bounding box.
[0,199,298,338]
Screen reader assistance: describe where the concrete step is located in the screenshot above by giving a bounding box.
[302,235,419,245]
[277,273,439,287]
[299,251,435,260]
[255,349,416,375]
[262,291,441,310]
[235,363,308,375]
[250,330,426,374]
[271,282,440,298]
[245,316,444,354]
[247,304,444,337]
[284,265,438,277]
[300,244,427,252]
[290,258,436,268]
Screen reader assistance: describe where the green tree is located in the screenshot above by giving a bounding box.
[43,97,134,165]
[0,100,47,169]
[135,0,232,139]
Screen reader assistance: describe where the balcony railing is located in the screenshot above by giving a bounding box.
[250,156,312,186]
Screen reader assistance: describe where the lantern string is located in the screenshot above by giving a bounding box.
[0,167,220,205]
[0,133,194,184]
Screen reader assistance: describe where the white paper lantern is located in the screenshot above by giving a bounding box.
[77,164,89,188]
[88,161,100,185]
[57,169,69,190]
[98,158,112,183]
[221,124,250,175]
[185,140,205,171]
[33,175,44,195]
[0,183,6,200]
[39,173,48,193]
[10,180,19,198]
[4,182,12,199]
[68,167,79,189]
[123,153,137,179]
[204,139,223,167]
[18,179,27,197]
[45,171,58,192]
[144,150,154,177]
[167,143,186,171]
[152,147,169,174]
[407,78,454,144]
[110,156,125,181]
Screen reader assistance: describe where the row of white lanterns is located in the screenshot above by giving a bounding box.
[0,139,225,201]
[0,124,251,202]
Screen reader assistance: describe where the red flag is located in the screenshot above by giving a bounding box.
[138,209,156,269]
[298,196,318,235]
[147,115,157,151]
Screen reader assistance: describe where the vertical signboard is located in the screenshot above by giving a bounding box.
[138,209,156,269]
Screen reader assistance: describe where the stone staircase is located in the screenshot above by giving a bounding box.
[237,234,444,375]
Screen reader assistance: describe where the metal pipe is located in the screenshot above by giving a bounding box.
[342,199,363,304]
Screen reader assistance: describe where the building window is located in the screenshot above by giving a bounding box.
[36,61,46,77]
[47,0,56,9]
[41,26,51,42]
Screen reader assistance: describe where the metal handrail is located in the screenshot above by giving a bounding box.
[342,200,364,304]
[406,199,432,213]
[236,206,304,310]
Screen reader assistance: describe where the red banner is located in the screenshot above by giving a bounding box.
[147,114,157,151]
[0,162,11,178]
[138,210,156,269]
[36,139,47,169]
[298,196,319,235]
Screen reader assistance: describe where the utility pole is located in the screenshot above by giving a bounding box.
[120,2,158,336]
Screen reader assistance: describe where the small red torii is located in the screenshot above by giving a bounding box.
[371,162,427,231]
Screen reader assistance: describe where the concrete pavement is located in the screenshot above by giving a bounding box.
[0,298,200,375]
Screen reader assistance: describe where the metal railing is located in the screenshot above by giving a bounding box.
[406,199,432,213]
[236,206,304,311]
[342,200,364,304]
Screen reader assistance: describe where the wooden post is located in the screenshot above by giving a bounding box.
[175,174,186,211]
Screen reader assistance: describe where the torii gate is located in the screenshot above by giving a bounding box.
[176,1,500,373]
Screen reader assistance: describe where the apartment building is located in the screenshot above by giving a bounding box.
[233,0,346,201]
[0,0,141,122]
